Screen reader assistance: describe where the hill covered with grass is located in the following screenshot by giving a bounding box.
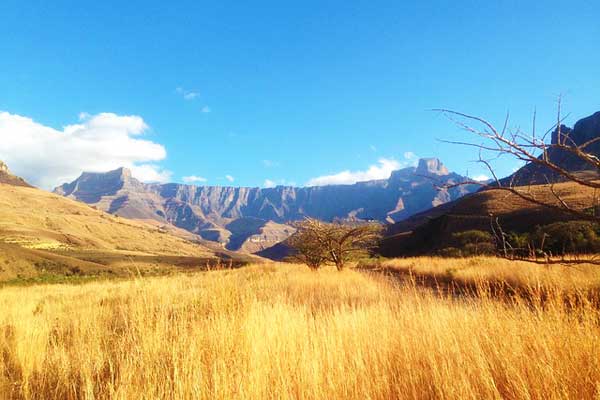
[382,180,600,256]
[0,177,253,283]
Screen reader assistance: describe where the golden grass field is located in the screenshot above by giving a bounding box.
[1,258,599,399]
[366,256,600,293]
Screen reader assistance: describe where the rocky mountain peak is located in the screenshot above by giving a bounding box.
[415,158,449,176]
[54,167,144,203]
[81,167,132,182]
[0,161,31,187]
[117,167,133,179]
[507,110,600,186]
[551,111,600,146]
[572,111,600,145]
[550,124,573,145]
[0,160,9,174]
[81,167,137,187]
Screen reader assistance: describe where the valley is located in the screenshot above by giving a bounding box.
[2,4,599,398]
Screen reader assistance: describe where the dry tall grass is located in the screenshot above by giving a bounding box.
[1,262,599,399]
[369,256,600,293]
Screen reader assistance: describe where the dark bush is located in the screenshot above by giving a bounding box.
[450,230,495,256]
[532,221,600,255]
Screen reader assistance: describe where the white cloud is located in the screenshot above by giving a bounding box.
[263,179,276,188]
[0,111,170,189]
[263,178,295,188]
[201,106,211,113]
[182,175,208,184]
[307,158,403,186]
[262,159,279,168]
[403,151,418,164]
[130,164,172,183]
[176,87,199,100]
[225,175,234,182]
[472,174,490,182]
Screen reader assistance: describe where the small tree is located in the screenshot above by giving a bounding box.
[287,227,328,269]
[451,230,495,256]
[289,218,383,270]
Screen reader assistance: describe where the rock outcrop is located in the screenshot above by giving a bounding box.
[0,161,9,174]
[415,157,450,176]
[0,161,32,187]
[509,111,600,184]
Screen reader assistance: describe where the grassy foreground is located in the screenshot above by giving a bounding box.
[363,256,600,294]
[1,262,599,399]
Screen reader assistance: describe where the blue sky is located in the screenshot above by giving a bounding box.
[1,1,599,189]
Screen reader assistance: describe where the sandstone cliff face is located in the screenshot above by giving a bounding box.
[54,158,476,252]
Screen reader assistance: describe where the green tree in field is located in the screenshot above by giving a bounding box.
[287,227,329,270]
[451,230,495,256]
[289,218,383,270]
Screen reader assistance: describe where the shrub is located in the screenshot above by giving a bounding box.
[533,221,600,255]
[450,230,495,256]
[288,218,383,270]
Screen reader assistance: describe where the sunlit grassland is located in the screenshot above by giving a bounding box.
[1,261,599,399]
[368,256,600,293]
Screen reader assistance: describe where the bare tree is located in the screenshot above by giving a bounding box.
[435,99,600,223]
[289,218,383,270]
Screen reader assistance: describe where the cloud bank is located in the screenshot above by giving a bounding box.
[263,179,276,188]
[0,111,170,189]
[306,155,418,187]
[262,178,296,188]
[472,174,491,182]
[182,175,207,183]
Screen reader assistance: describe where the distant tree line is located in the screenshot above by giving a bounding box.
[438,220,600,258]
[288,217,600,266]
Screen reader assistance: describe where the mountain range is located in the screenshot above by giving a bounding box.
[3,110,598,271]
[53,157,478,254]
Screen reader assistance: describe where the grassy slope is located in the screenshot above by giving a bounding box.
[383,181,600,255]
[0,261,598,399]
[0,183,243,282]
